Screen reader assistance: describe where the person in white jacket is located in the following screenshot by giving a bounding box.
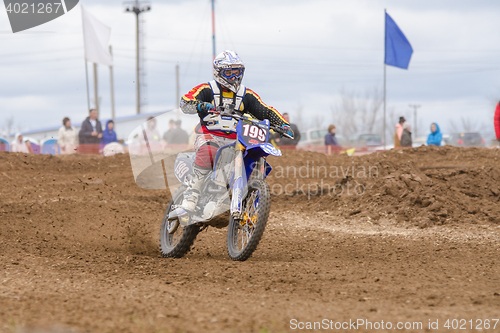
[11,133,30,153]
[58,117,78,154]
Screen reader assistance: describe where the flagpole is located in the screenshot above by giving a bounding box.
[383,8,387,150]
[84,60,90,111]
[109,45,115,123]
[82,6,90,112]
[384,64,386,150]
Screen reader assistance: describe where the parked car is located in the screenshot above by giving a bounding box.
[447,132,485,147]
[441,134,450,146]
[297,128,347,147]
[349,134,383,147]
[412,137,426,148]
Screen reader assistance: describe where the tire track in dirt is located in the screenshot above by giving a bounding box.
[1,149,499,332]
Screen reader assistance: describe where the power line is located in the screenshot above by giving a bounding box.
[0,47,81,59]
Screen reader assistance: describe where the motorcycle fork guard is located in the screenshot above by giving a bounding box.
[230,145,245,219]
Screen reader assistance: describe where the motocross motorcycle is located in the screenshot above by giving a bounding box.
[159,105,292,261]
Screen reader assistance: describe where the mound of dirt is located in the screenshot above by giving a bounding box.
[1,146,497,253]
[0,152,167,259]
[2,146,498,245]
[1,148,500,332]
[267,146,500,227]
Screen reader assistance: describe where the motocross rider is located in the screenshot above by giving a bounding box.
[178,50,294,213]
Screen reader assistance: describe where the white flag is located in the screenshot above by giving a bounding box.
[81,6,113,66]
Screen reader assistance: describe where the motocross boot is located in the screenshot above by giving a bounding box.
[179,166,209,212]
[169,166,210,220]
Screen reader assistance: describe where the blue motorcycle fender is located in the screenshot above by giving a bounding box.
[243,143,279,180]
[243,154,272,180]
[246,142,282,157]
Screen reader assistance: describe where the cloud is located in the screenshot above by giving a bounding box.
[0,0,499,138]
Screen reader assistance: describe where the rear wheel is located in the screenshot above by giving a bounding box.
[159,187,200,258]
[227,179,271,261]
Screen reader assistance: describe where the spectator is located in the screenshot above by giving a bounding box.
[188,125,197,146]
[394,116,405,148]
[426,123,442,146]
[171,120,189,145]
[274,113,301,148]
[400,122,412,147]
[79,109,103,154]
[142,116,162,151]
[128,134,141,155]
[25,140,35,154]
[11,133,29,153]
[162,119,176,144]
[325,125,339,146]
[325,124,340,154]
[101,120,118,146]
[494,102,500,142]
[58,117,78,154]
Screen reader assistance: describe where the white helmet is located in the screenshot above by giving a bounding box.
[213,50,245,93]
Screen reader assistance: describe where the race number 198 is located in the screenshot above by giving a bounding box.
[6,3,62,14]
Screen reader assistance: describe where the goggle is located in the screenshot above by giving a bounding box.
[222,68,243,79]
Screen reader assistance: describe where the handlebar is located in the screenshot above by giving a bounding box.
[212,105,293,139]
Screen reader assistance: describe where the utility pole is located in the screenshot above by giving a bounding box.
[125,0,151,115]
[409,104,421,138]
[109,45,116,123]
[175,64,180,118]
[93,63,99,116]
[84,61,90,112]
[211,0,216,60]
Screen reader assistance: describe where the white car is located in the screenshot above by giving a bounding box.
[297,128,346,147]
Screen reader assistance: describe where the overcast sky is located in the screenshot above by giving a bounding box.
[1,0,500,139]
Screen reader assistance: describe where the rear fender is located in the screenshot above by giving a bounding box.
[174,153,195,185]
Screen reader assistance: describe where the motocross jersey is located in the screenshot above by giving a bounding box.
[180,80,289,139]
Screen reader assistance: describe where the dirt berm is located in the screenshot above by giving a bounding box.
[0,146,499,332]
[267,145,500,227]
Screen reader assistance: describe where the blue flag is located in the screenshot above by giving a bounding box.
[385,12,413,69]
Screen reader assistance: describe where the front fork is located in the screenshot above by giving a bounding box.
[230,144,267,219]
[230,143,245,219]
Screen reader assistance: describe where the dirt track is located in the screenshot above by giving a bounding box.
[1,147,499,332]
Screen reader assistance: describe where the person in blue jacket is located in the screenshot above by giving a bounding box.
[426,123,442,146]
[325,124,339,146]
[101,120,118,146]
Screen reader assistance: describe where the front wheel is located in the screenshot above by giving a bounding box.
[159,187,200,258]
[227,179,271,261]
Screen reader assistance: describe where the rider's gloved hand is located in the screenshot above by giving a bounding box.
[281,124,294,138]
[197,102,215,113]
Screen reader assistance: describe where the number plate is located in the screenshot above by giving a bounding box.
[239,123,268,146]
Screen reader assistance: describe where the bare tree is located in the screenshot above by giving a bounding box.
[330,87,384,138]
[294,103,304,127]
[448,116,490,135]
[310,114,324,129]
[1,116,14,136]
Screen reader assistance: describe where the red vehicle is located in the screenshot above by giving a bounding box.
[447,133,485,147]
